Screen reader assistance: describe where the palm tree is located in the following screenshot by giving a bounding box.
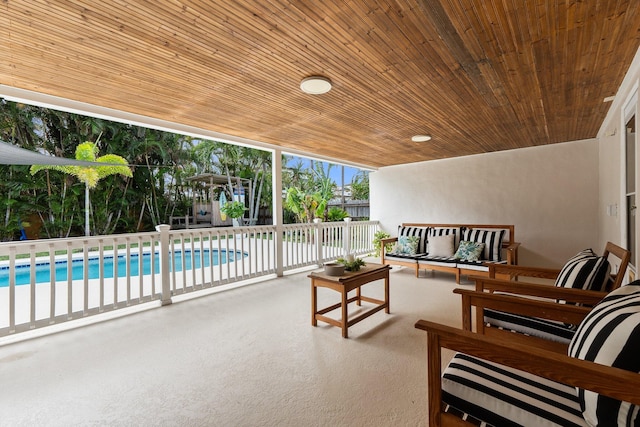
[30,141,132,236]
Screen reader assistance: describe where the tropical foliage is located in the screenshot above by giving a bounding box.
[220,200,247,220]
[30,141,132,236]
[0,99,369,240]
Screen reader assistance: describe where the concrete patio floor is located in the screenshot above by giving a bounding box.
[0,262,464,426]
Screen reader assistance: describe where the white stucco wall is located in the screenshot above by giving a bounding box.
[370,140,600,268]
[597,47,640,265]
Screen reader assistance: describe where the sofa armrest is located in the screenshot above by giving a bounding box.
[504,241,520,265]
[380,237,398,263]
[415,319,640,427]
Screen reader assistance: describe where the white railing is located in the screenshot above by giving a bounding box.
[0,220,380,338]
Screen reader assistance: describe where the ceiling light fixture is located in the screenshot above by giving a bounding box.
[411,135,432,142]
[300,76,332,94]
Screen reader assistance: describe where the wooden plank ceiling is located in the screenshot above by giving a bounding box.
[2,1,640,168]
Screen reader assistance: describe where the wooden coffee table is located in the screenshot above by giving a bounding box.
[309,263,391,338]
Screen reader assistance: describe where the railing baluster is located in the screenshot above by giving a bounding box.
[113,239,119,308]
[49,244,55,322]
[99,239,105,312]
[150,236,156,297]
[66,243,73,319]
[138,236,144,301]
[83,240,89,316]
[29,246,36,327]
[190,236,196,290]
[199,232,205,287]
[170,235,176,292]
[125,238,131,305]
[9,246,16,333]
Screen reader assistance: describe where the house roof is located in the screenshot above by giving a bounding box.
[2,1,639,168]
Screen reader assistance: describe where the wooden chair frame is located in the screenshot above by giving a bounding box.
[457,242,631,351]
[454,282,600,352]
[487,241,630,291]
[415,319,640,427]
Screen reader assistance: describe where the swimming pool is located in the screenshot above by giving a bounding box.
[0,249,244,287]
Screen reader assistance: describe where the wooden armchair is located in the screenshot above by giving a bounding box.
[456,242,631,351]
[414,319,640,427]
[487,241,630,291]
[454,281,601,352]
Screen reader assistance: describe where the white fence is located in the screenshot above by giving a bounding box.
[0,220,380,338]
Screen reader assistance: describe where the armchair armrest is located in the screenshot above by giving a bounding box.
[470,276,606,305]
[453,287,592,353]
[380,237,398,263]
[488,263,561,280]
[455,279,606,352]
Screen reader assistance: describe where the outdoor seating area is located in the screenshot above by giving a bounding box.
[415,241,639,426]
[416,282,640,427]
[3,2,640,425]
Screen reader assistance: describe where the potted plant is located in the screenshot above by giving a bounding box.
[220,200,247,226]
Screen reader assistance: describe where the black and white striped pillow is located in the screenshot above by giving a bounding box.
[554,249,611,292]
[461,228,505,262]
[398,226,428,254]
[568,283,640,426]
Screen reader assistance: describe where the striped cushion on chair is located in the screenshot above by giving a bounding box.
[484,308,575,344]
[569,283,640,426]
[442,353,586,427]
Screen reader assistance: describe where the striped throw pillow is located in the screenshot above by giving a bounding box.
[568,283,640,426]
[462,228,505,261]
[398,226,428,254]
[554,249,611,292]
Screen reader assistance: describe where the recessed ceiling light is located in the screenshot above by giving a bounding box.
[300,76,332,94]
[411,135,432,142]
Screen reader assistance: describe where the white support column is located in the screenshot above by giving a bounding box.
[156,224,172,306]
[343,217,352,257]
[272,149,284,276]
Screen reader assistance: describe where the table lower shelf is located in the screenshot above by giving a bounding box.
[315,296,387,329]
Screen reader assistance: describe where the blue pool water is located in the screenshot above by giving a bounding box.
[0,249,243,287]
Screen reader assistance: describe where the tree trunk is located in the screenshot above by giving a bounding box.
[85,184,90,236]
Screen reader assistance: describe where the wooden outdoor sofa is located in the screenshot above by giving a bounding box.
[413,241,638,426]
[380,223,520,283]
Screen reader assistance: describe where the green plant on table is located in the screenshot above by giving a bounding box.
[337,257,366,272]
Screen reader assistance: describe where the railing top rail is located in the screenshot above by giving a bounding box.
[0,230,160,249]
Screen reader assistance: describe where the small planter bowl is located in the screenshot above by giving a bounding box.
[324,262,345,276]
